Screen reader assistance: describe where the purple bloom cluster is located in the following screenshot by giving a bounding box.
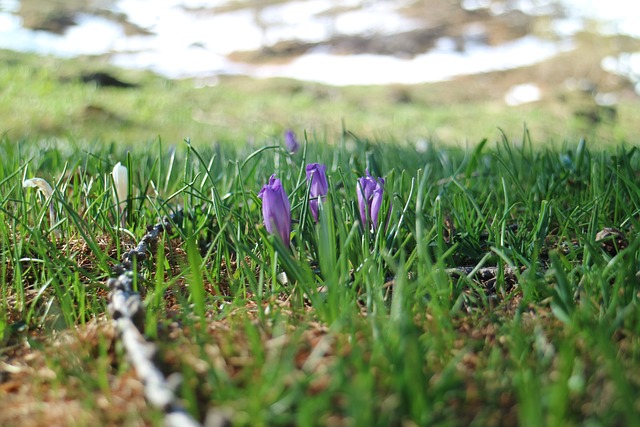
[305,163,328,222]
[284,129,299,154]
[258,174,291,247]
[258,166,386,245]
[357,170,385,231]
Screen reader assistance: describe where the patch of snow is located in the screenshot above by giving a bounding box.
[0,13,125,57]
[463,0,640,38]
[504,83,542,105]
[250,36,573,86]
[559,0,640,38]
[111,46,235,79]
[601,53,640,94]
[594,92,618,106]
[461,0,492,11]
[112,3,265,54]
[333,2,420,36]
[259,0,335,46]
[3,0,636,85]
[552,18,584,37]
[0,0,19,13]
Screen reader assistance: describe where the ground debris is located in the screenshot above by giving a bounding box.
[446,265,521,292]
[595,227,628,255]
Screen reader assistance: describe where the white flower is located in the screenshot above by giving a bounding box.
[23,177,58,236]
[112,162,128,206]
[23,178,53,199]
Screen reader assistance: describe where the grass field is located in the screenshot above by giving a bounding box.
[1,130,639,426]
[3,48,640,148]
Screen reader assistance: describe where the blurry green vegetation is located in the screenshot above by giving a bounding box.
[1,48,639,148]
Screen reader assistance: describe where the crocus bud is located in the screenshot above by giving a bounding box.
[23,178,53,200]
[112,162,128,207]
[258,174,291,247]
[284,129,299,154]
[23,177,57,234]
[357,170,385,230]
[305,163,328,222]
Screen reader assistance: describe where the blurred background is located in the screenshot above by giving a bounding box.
[1,0,639,146]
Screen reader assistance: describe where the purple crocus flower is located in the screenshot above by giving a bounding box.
[305,163,328,222]
[258,175,291,247]
[357,170,385,230]
[284,129,300,153]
